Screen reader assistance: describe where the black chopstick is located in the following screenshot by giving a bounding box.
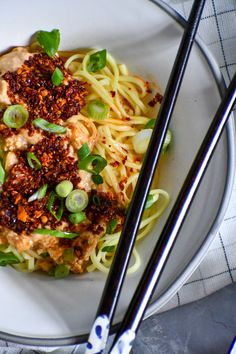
[109,73,236,353]
[85,1,206,353]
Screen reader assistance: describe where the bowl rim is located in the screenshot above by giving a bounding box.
[0,0,235,347]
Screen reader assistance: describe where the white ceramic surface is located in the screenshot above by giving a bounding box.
[0,0,234,346]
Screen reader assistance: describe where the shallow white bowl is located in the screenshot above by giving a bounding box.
[0,0,235,346]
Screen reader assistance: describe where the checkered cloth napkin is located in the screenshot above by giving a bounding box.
[161,0,236,312]
[0,0,235,353]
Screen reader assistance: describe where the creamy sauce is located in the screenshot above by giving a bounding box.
[3,129,43,151]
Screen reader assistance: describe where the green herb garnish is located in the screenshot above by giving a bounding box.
[27,152,42,170]
[0,251,20,266]
[78,154,107,174]
[51,67,64,86]
[32,118,66,134]
[68,212,86,224]
[92,174,103,185]
[28,184,48,202]
[47,191,64,221]
[77,143,91,160]
[102,245,115,253]
[33,229,79,239]
[106,219,118,234]
[36,29,60,57]
[0,160,5,185]
[87,49,107,73]
[144,119,155,129]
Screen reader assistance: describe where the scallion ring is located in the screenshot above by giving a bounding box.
[132,129,152,154]
[87,99,109,120]
[0,160,5,185]
[63,248,75,261]
[92,174,103,185]
[102,245,115,253]
[32,118,66,134]
[78,154,107,174]
[92,194,100,206]
[144,119,155,129]
[3,105,29,129]
[47,191,64,221]
[77,143,91,160]
[27,152,42,170]
[68,212,86,224]
[54,264,70,278]
[55,180,73,198]
[28,184,48,202]
[87,49,107,73]
[33,229,79,239]
[65,189,88,213]
[0,251,20,266]
[106,219,118,234]
[145,194,155,210]
[162,129,172,154]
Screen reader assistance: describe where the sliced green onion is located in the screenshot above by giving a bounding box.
[51,67,64,86]
[63,248,75,261]
[55,180,73,198]
[144,119,155,129]
[0,244,7,251]
[92,194,100,206]
[33,229,80,239]
[0,160,5,184]
[87,100,109,120]
[0,251,20,266]
[54,264,70,278]
[40,252,49,258]
[92,174,103,185]
[28,184,48,202]
[145,194,155,210]
[78,154,107,174]
[48,268,55,276]
[3,105,29,129]
[27,152,42,170]
[77,143,91,160]
[47,191,64,221]
[36,29,60,57]
[102,245,115,253]
[65,189,88,213]
[162,129,172,154]
[87,49,107,73]
[68,212,86,224]
[106,219,118,234]
[32,118,66,134]
[132,128,152,154]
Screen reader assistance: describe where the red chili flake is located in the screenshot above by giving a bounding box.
[110,90,116,97]
[0,135,81,234]
[3,53,87,127]
[122,156,127,164]
[110,161,120,167]
[148,92,163,107]
[119,177,127,191]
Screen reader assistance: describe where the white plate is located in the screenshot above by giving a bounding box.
[0,0,234,346]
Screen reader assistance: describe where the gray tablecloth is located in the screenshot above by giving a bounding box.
[0,0,235,353]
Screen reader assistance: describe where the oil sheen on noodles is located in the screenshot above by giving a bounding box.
[61,49,170,274]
